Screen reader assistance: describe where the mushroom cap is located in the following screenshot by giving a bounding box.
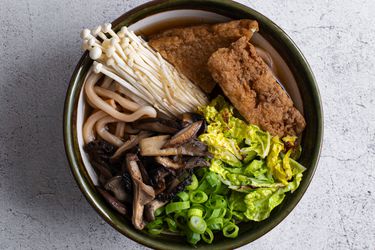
[162,120,203,148]
[181,112,204,127]
[97,187,129,217]
[104,176,132,203]
[132,118,181,134]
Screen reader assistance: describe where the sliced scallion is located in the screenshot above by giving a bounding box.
[223,223,239,238]
[188,216,207,234]
[165,201,190,215]
[190,190,208,204]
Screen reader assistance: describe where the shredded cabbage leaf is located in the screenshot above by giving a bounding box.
[199,96,306,222]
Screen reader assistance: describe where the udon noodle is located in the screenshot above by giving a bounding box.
[82,70,157,146]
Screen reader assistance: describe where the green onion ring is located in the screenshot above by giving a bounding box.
[166,201,190,215]
[188,208,203,218]
[197,180,209,192]
[202,228,214,244]
[164,217,178,232]
[223,223,239,238]
[206,217,224,230]
[207,195,227,209]
[177,191,189,201]
[186,230,201,245]
[186,174,198,191]
[146,218,163,235]
[191,204,207,218]
[188,216,207,234]
[154,206,164,217]
[189,190,208,204]
[206,172,220,187]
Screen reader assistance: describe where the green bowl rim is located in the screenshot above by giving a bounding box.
[63,0,323,249]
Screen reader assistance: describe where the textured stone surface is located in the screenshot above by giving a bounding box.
[0,0,374,249]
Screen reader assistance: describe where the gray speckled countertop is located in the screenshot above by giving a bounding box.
[0,0,374,249]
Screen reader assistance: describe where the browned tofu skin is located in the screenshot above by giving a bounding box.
[208,37,306,137]
[149,20,259,93]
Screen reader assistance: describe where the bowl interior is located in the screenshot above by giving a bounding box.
[65,1,322,249]
[76,9,304,186]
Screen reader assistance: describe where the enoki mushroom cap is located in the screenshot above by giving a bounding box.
[102,23,112,33]
[93,62,103,74]
[106,58,115,67]
[89,46,102,60]
[92,26,102,37]
[80,29,91,39]
[105,46,116,57]
[81,39,90,51]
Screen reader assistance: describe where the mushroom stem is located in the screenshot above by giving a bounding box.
[126,154,155,230]
[144,200,167,222]
[111,131,152,160]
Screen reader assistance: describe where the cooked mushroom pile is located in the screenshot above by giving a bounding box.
[84,113,211,230]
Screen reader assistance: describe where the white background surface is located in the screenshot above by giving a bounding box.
[0,0,374,249]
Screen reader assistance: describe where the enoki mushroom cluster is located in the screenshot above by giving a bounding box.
[80,23,209,118]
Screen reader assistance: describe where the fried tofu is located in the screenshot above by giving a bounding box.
[149,20,259,93]
[208,37,306,137]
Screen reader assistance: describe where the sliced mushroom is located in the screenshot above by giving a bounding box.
[126,154,155,230]
[148,165,170,195]
[122,171,133,193]
[140,136,211,157]
[91,161,113,185]
[111,131,152,160]
[172,155,210,169]
[139,135,175,156]
[97,187,130,218]
[185,157,210,169]
[104,176,132,204]
[162,120,203,148]
[144,199,167,222]
[155,156,183,170]
[156,171,192,202]
[132,118,181,134]
[155,156,209,170]
[84,139,116,167]
[138,160,151,186]
[181,113,204,127]
[178,139,212,157]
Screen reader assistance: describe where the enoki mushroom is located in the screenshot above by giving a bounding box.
[80,23,209,118]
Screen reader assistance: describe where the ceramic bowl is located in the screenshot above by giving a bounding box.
[64,0,323,249]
